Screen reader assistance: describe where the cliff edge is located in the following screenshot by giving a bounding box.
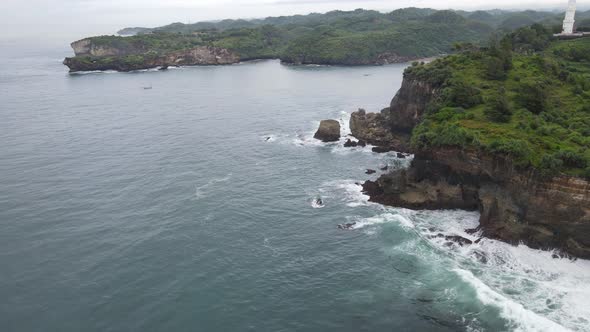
[63,38,240,72]
[353,29,590,258]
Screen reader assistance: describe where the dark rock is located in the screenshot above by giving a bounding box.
[344,139,358,147]
[397,152,406,159]
[372,146,394,153]
[313,120,341,142]
[344,139,367,148]
[472,250,488,264]
[350,109,411,152]
[380,165,389,171]
[338,222,357,230]
[366,169,377,175]
[445,235,473,246]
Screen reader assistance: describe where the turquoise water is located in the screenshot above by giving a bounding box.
[1,41,589,332]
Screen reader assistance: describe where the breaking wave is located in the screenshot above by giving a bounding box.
[339,182,590,332]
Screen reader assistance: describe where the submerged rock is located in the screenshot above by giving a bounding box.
[338,222,357,230]
[366,169,377,175]
[344,139,367,148]
[313,120,341,142]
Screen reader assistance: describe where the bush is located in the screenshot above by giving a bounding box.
[446,80,484,108]
[484,89,512,122]
[517,82,548,114]
[486,56,507,80]
[411,123,476,149]
[555,150,588,168]
[487,139,532,161]
[538,154,564,178]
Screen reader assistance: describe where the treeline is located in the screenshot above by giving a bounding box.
[85,8,590,65]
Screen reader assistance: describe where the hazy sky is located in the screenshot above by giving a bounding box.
[0,0,583,42]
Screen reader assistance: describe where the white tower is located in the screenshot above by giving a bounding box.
[562,0,577,34]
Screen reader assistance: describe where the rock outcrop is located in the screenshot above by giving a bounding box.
[314,120,341,142]
[354,75,590,259]
[63,45,240,72]
[350,78,438,152]
[388,78,439,133]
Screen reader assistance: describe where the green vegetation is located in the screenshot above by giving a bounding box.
[409,26,590,178]
[74,8,581,66]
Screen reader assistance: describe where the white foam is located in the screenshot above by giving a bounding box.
[69,70,118,75]
[195,173,233,199]
[455,268,571,332]
[346,204,590,331]
[352,212,415,230]
[333,180,371,207]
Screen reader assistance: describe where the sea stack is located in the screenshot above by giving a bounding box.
[314,120,341,142]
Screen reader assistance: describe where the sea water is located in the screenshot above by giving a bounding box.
[1,40,589,332]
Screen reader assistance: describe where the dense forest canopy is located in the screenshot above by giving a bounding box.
[78,8,590,66]
[408,25,590,178]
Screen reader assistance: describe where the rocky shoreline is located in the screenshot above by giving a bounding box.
[63,43,241,72]
[344,74,590,259]
[63,38,431,72]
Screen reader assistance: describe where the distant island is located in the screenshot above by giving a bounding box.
[63,8,590,72]
[344,24,590,258]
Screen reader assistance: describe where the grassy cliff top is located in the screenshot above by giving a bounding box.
[409,25,590,178]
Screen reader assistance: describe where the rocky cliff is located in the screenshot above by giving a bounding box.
[353,76,590,259]
[70,39,135,57]
[63,46,240,72]
[350,77,438,152]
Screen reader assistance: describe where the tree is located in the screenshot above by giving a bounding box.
[486,56,507,80]
[518,82,548,114]
[447,80,483,108]
[485,88,512,122]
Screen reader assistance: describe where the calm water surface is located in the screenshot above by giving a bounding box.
[1,40,589,332]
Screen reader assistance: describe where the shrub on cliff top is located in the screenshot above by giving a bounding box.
[484,89,512,123]
[445,79,484,109]
[538,154,564,178]
[517,81,548,114]
[486,139,532,164]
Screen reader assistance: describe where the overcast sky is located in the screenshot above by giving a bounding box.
[0,0,584,42]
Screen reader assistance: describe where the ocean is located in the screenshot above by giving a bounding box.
[1,40,589,332]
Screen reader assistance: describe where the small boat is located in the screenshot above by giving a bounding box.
[143,84,152,90]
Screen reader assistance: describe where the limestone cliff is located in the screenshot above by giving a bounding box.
[63,46,240,72]
[70,39,136,57]
[353,76,590,259]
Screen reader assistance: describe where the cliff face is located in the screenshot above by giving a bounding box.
[388,78,439,133]
[350,77,438,152]
[71,39,138,57]
[354,76,590,259]
[63,46,240,72]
